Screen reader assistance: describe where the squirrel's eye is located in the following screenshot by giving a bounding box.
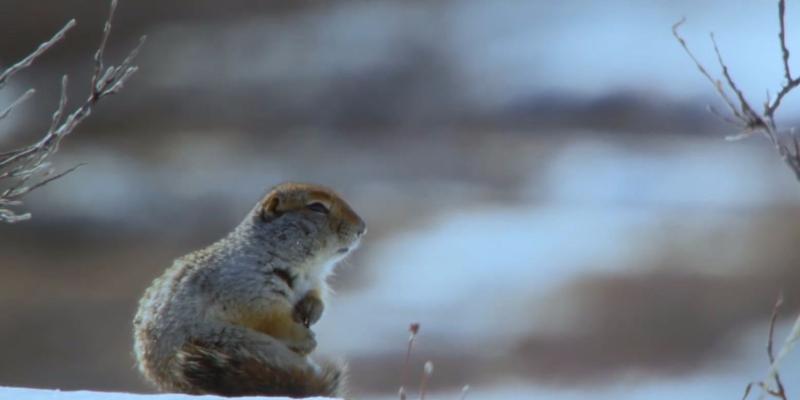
[306,202,329,214]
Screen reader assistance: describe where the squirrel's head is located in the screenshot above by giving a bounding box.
[255,182,366,266]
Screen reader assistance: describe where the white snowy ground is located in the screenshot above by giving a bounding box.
[0,387,336,400]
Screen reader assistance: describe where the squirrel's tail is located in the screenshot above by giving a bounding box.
[164,338,346,398]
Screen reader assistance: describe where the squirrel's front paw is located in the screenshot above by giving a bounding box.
[293,293,324,327]
[287,325,317,356]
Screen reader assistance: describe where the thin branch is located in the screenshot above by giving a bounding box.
[460,385,471,400]
[399,323,420,400]
[672,18,743,120]
[766,78,800,122]
[675,2,800,398]
[0,19,76,89]
[742,382,754,400]
[767,313,800,386]
[91,0,117,93]
[765,293,788,400]
[419,361,433,400]
[0,88,35,120]
[741,294,798,400]
[673,0,800,182]
[709,33,765,129]
[0,0,145,223]
[48,75,69,135]
[778,0,792,83]
[6,163,85,200]
[767,0,800,122]
[707,104,747,131]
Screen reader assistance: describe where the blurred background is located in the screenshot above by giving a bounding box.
[1,0,799,398]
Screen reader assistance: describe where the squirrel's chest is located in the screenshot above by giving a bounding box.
[290,274,315,302]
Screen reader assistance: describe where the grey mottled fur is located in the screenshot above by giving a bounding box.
[133,188,364,396]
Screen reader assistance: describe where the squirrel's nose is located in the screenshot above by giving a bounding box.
[355,218,366,236]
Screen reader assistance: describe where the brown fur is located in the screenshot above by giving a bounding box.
[260,183,364,232]
[232,307,313,355]
[134,182,364,399]
[171,339,346,398]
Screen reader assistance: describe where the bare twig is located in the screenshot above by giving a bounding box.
[0,0,145,222]
[672,18,743,122]
[709,33,765,130]
[764,313,800,399]
[765,294,788,400]
[677,5,800,398]
[673,0,800,181]
[755,294,790,400]
[778,0,792,82]
[419,361,433,400]
[460,385,471,400]
[0,20,76,90]
[768,0,800,122]
[399,322,421,400]
[738,293,797,400]
[743,382,754,400]
[0,89,35,121]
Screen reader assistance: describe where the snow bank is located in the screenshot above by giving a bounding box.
[0,387,336,400]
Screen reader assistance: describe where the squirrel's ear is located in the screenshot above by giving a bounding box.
[260,194,281,222]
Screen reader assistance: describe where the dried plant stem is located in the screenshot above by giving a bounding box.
[0,0,145,222]
[0,89,35,121]
[673,0,800,181]
[675,3,800,399]
[460,385,470,400]
[764,294,788,400]
[745,294,791,400]
[736,293,800,400]
[763,313,800,400]
[419,361,433,400]
[396,323,469,399]
[399,323,420,400]
[0,20,76,90]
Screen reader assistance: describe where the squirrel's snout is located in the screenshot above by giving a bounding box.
[335,216,365,237]
[355,218,366,237]
[350,222,366,242]
[333,217,365,256]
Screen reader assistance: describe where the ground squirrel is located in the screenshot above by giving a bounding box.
[133,182,366,398]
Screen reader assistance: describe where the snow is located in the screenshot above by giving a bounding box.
[318,203,656,354]
[539,139,800,208]
[140,0,800,112]
[0,387,336,400]
[317,138,800,355]
[366,321,800,400]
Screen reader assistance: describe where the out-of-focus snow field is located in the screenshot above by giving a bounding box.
[363,321,800,400]
[3,134,800,397]
[309,138,800,398]
[324,139,798,353]
[3,0,800,398]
